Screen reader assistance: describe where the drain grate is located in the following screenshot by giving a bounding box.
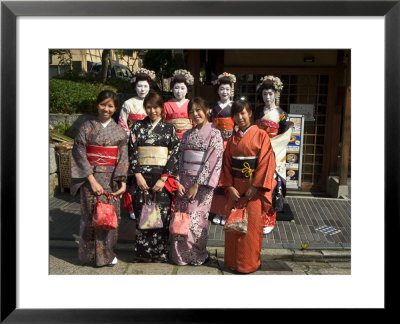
[316,225,341,235]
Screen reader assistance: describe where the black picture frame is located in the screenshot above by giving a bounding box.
[1,0,398,322]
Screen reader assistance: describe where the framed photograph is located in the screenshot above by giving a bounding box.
[2,0,398,321]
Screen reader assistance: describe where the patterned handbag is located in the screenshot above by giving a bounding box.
[92,193,118,230]
[169,199,191,235]
[138,192,163,230]
[223,199,249,234]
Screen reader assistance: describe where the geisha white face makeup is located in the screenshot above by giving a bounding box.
[97,98,116,123]
[218,84,231,102]
[189,105,208,128]
[136,80,150,99]
[145,105,162,122]
[173,82,188,101]
[262,89,276,107]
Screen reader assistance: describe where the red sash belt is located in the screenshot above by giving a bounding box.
[128,113,147,121]
[87,145,118,166]
[212,117,234,131]
[256,119,279,138]
[165,112,189,120]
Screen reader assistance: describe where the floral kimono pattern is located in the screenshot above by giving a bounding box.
[70,118,129,267]
[118,97,147,134]
[170,123,223,265]
[128,117,180,262]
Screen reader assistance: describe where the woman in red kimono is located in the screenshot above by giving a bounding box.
[220,99,276,273]
[164,69,194,141]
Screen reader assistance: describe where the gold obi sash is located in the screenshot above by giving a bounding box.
[231,156,258,181]
[168,118,192,132]
[138,146,168,166]
[183,150,205,172]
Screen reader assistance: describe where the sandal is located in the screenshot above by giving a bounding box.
[212,215,221,225]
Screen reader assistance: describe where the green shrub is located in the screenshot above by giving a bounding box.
[49,79,118,114]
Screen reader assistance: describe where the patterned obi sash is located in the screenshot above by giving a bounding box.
[166,112,192,133]
[183,149,205,172]
[212,116,234,140]
[138,146,168,166]
[86,145,118,166]
[256,119,279,138]
[231,156,258,179]
[128,113,147,121]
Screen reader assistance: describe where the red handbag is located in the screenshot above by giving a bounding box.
[92,193,118,230]
[122,191,134,212]
[223,199,249,234]
[169,200,191,235]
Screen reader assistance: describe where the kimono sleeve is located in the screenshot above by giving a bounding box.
[70,122,93,195]
[251,131,276,191]
[162,125,180,177]
[218,136,233,188]
[112,130,129,188]
[195,130,223,188]
[118,102,130,133]
[128,123,141,175]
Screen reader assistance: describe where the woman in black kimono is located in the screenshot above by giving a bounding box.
[128,91,180,262]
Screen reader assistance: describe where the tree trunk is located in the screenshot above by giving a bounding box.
[100,49,111,84]
[109,50,116,78]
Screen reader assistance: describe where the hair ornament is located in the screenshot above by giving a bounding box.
[256,75,284,92]
[172,69,194,85]
[133,67,156,80]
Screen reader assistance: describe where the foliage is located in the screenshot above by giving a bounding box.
[143,50,178,92]
[54,120,71,134]
[49,49,72,67]
[49,79,118,114]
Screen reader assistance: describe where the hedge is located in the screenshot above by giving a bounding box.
[49,75,133,114]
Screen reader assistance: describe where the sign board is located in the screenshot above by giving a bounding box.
[286,114,305,190]
[289,104,315,121]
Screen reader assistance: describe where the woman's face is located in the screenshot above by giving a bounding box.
[97,98,116,123]
[233,108,252,130]
[189,104,207,127]
[136,80,150,99]
[145,105,162,122]
[173,82,188,101]
[262,88,276,107]
[218,84,231,102]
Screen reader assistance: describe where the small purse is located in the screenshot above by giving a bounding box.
[92,193,118,230]
[122,191,134,212]
[138,192,163,230]
[223,199,249,234]
[169,199,191,235]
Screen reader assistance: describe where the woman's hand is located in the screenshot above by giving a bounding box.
[135,173,149,191]
[186,183,199,201]
[152,179,165,193]
[176,181,186,198]
[227,186,240,202]
[111,182,126,201]
[245,186,258,200]
[88,174,104,196]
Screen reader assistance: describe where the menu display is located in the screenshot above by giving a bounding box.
[286,115,304,189]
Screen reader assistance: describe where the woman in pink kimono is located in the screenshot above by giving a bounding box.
[164,69,194,141]
[71,90,129,267]
[170,97,223,266]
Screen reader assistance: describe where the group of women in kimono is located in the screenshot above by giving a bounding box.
[71,67,291,273]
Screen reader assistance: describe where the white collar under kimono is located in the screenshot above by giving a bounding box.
[149,117,162,132]
[101,119,112,128]
[239,125,254,136]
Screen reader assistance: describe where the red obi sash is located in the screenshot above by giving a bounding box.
[256,119,279,138]
[128,113,147,121]
[212,116,234,131]
[86,145,118,166]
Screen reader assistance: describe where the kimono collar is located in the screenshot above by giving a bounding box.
[232,125,256,144]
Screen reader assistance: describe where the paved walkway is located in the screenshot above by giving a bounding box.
[50,191,351,251]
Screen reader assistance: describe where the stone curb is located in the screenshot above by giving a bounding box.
[50,240,351,262]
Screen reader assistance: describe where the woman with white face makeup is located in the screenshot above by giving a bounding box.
[118,68,156,134]
[208,73,236,226]
[164,69,195,141]
[254,75,292,235]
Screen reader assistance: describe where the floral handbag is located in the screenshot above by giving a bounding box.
[169,199,191,235]
[223,199,249,234]
[92,193,118,230]
[138,192,163,230]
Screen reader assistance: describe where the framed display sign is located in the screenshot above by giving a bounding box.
[289,104,315,121]
[286,114,305,189]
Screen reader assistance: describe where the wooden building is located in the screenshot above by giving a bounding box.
[185,49,351,195]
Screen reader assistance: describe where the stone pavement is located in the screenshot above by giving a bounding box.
[50,191,351,250]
